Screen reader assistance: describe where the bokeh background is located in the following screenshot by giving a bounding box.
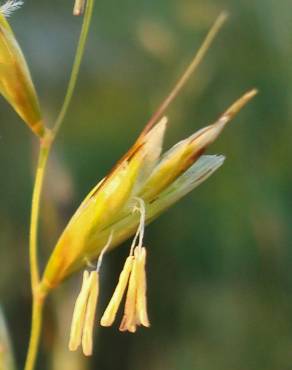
[1,0,292,369]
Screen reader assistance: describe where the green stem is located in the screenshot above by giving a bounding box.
[23,295,46,370]
[29,136,51,293]
[24,2,96,370]
[24,133,51,370]
[52,0,95,137]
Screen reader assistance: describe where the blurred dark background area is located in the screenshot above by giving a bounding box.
[1,0,292,369]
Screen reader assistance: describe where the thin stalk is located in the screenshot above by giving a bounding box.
[24,1,96,370]
[25,133,51,370]
[24,296,45,370]
[29,136,51,293]
[52,0,95,137]
[141,12,228,137]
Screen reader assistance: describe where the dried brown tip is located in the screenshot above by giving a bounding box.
[73,0,86,16]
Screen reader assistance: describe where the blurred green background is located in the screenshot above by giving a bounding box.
[0,0,292,369]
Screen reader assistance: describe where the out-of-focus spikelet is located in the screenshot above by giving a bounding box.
[0,13,45,137]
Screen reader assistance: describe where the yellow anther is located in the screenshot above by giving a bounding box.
[69,271,99,355]
[135,247,149,327]
[119,254,139,333]
[100,256,134,327]
[82,271,99,356]
[68,271,91,351]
